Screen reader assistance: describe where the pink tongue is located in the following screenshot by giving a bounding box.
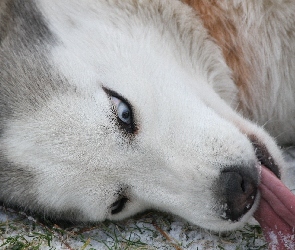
[254,166,295,249]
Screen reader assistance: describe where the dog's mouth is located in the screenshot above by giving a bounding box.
[241,136,281,217]
[250,136,281,179]
[233,136,281,220]
[219,136,281,222]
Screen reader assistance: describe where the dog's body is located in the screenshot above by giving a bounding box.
[0,0,294,232]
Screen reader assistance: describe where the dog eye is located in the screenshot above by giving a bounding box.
[111,197,128,214]
[111,96,131,125]
[102,87,137,134]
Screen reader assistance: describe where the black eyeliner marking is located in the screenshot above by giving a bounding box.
[102,87,137,134]
[111,196,129,215]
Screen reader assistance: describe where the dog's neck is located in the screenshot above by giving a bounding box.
[182,0,295,145]
[182,0,252,99]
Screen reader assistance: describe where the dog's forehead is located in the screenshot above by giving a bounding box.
[36,0,221,108]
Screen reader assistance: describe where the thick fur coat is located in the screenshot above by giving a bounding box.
[0,0,294,232]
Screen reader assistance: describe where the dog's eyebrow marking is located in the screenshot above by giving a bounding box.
[102,87,138,135]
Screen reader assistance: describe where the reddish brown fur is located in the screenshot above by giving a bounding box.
[182,0,251,96]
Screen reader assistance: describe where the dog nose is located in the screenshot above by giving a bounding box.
[217,166,258,221]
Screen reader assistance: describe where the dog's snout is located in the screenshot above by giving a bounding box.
[216,166,259,222]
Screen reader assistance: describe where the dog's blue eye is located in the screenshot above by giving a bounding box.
[117,100,131,124]
[103,87,136,134]
[111,96,131,125]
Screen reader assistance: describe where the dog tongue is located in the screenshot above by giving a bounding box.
[254,165,295,249]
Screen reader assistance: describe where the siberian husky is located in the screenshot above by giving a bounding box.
[0,0,294,232]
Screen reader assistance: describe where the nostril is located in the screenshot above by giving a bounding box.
[241,179,245,193]
[215,166,259,222]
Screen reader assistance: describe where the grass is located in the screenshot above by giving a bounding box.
[0,206,267,250]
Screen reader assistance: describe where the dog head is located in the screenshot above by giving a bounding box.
[0,0,285,231]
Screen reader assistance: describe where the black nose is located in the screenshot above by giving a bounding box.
[216,166,258,221]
